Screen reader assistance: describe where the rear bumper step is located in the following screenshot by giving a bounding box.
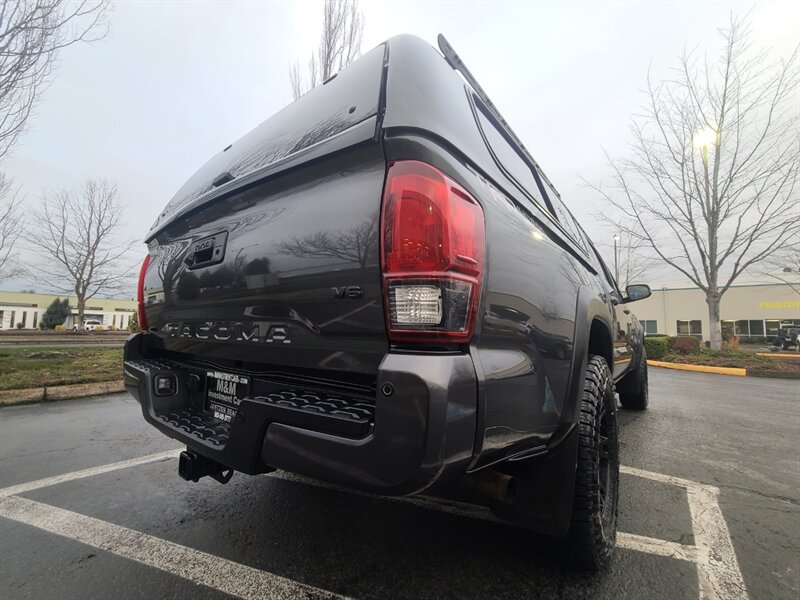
[155,388,376,447]
[159,410,231,447]
[257,390,375,438]
[124,332,478,495]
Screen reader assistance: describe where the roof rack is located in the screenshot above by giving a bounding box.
[437,34,561,198]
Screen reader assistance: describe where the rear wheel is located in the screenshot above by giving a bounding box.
[567,355,619,570]
[617,348,649,410]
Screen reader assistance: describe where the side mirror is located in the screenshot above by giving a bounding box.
[624,284,651,303]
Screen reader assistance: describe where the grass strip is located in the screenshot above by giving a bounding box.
[0,347,123,391]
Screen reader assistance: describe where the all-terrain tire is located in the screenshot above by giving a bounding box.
[617,348,649,410]
[566,355,619,570]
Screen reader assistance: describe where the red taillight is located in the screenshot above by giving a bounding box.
[380,161,485,343]
[137,254,151,332]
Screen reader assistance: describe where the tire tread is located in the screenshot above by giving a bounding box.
[566,354,619,570]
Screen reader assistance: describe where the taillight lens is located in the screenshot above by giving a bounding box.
[137,254,151,331]
[381,161,485,343]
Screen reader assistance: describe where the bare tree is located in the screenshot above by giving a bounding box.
[25,179,135,325]
[756,243,800,294]
[0,171,24,278]
[289,0,364,100]
[588,16,799,349]
[0,0,109,159]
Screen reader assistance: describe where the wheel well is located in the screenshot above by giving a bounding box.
[588,319,613,371]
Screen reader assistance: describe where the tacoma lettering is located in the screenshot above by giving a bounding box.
[162,321,291,344]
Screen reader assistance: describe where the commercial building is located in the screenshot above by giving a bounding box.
[2,283,798,340]
[632,282,800,341]
[0,291,136,330]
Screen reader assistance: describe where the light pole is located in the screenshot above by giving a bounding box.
[613,234,620,284]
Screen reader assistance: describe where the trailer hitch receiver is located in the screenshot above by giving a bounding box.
[179,450,234,484]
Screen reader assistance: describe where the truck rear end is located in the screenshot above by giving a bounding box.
[124,39,483,494]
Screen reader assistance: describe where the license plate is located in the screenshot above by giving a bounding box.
[205,370,250,423]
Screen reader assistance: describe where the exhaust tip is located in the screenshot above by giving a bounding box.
[464,470,518,504]
[506,477,518,505]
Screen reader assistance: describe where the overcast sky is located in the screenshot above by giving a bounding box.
[3,0,798,294]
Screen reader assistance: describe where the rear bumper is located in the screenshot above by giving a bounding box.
[123,333,477,495]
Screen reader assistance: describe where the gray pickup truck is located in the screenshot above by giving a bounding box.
[124,34,651,570]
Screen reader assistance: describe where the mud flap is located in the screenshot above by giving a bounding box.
[488,425,579,537]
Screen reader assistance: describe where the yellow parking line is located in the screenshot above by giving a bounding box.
[647,361,746,377]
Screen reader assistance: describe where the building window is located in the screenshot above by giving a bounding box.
[676,319,702,338]
[721,320,735,337]
[766,320,781,337]
[749,320,764,336]
[20,311,27,328]
[33,312,38,329]
[9,311,15,328]
[735,320,749,336]
[0,310,4,328]
[728,320,767,338]
[642,320,658,334]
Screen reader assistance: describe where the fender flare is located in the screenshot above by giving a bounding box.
[561,286,614,427]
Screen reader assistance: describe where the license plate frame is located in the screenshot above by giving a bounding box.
[205,370,250,423]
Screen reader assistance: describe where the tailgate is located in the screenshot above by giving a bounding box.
[141,142,388,378]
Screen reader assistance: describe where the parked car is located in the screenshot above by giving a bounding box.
[774,325,799,351]
[74,319,103,332]
[124,34,651,570]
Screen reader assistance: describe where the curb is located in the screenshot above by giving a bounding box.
[647,360,746,377]
[0,380,125,407]
[755,353,799,359]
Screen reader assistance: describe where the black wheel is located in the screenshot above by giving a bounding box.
[567,355,619,570]
[617,348,649,410]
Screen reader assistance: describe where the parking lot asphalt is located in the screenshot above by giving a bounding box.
[0,368,798,600]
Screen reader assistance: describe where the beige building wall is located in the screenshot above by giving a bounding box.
[631,283,800,340]
[0,291,137,330]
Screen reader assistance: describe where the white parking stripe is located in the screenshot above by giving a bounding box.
[617,532,699,562]
[621,465,718,493]
[0,494,347,600]
[0,449,182,498]
[621,465,748,600]
[686,485,749,600]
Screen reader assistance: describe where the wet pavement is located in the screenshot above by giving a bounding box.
[0,368,797,600]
